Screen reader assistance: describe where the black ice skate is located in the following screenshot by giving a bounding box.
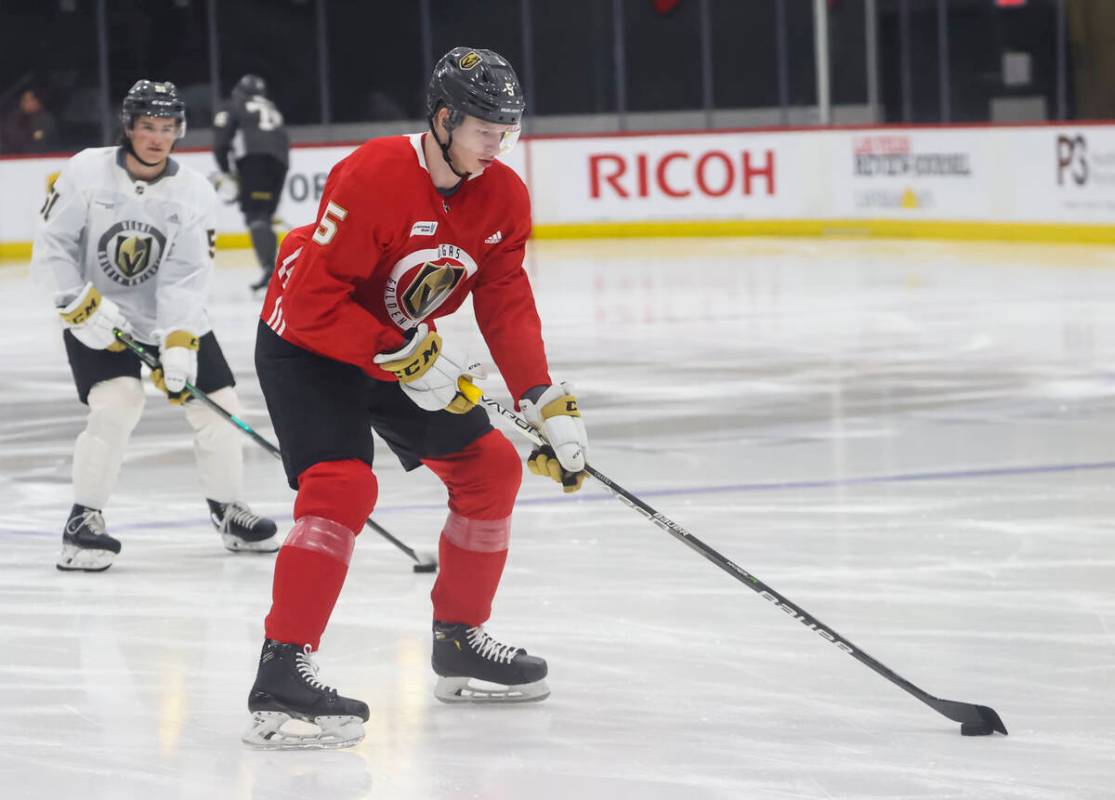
[56,504,121,572]
[242,639,370,750]
[208,499,278,553]
[431,621,550,704]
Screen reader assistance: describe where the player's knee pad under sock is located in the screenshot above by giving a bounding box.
[424,431,520,626]
[294,459,378,536]
[266,515,355,650]
[422,429,522,519]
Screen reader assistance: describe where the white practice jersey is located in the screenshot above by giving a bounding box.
[31,146,217,342]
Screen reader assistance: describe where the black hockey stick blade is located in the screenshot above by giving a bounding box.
[931,698,1008,736]
[410,550,439,573]
[364,517,438,572]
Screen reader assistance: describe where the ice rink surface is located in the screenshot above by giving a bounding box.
[2,237,1114,799]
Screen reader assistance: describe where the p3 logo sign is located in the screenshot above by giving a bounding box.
[1056,134,1088,186]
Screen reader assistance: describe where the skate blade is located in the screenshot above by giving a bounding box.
[56,544,115,572]
[241,711,365,750]
[222,533,279,553]
[434,676,550,704]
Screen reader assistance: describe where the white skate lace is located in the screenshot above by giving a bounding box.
[466,626,519,664]
[294,645,336,693]
[66,509,107,537]
[222,502,263,532]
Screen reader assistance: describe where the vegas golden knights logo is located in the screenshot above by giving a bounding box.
[402,262,465,319]
[115,235,153,277]
[97,220,167,287]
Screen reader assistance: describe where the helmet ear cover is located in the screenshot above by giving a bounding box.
[431,102,466,135]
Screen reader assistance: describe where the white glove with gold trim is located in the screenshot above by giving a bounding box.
[151,329,199,404]
[521,382,589,493]
[374,323,482,414]
[57,282,131,351]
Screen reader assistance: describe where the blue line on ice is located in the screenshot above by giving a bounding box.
[6,458,1114,538]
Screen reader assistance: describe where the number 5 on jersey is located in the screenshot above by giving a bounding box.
[312,201,348,245]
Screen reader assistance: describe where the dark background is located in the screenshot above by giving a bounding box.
[0,0,1105,153]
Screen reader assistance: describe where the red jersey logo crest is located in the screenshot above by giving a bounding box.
[384,243,478,330]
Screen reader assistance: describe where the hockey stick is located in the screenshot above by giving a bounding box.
[112,329,438,573]
[473,387,1007,736]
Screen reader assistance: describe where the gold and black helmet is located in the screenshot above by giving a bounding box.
[426,46,524,129]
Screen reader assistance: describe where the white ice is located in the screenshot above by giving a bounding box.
[1,237,1113,799]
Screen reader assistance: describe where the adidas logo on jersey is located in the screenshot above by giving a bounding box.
[484,230,503,245]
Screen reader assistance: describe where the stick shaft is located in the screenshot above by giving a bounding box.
[113,330,426,565]
[478,392,998,728]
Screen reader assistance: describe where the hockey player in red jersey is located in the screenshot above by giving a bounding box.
[242,47,590,749]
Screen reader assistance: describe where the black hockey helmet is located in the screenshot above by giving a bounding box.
[426,47,524,129]
[233,74,267,99]
[121,79,186,138]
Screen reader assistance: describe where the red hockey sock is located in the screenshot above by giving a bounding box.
[431,534,509,626]
[423,431,521,626]
[265,460,376,649]
[265,515,356,650]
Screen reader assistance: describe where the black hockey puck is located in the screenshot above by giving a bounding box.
[412,549,438,573]
[960,722,993,736]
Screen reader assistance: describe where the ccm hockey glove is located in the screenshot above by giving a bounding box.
[57,283,131,351]
[374,323,482,414]
[521,383,589,493]
[151,329,199,405]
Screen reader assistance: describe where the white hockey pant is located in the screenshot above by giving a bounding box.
[73,377,145,509]
[184,386,244,504]
[72,378,243,507]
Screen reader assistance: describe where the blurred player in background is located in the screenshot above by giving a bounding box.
[213,74,290,291]
[31,80,279,573]
[241,47,589,749]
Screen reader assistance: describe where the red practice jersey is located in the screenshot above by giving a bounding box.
[261,133,550,401]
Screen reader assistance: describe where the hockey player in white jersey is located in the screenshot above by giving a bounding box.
[31,80,278,572]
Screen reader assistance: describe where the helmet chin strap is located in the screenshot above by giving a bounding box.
[428,116,469,182]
